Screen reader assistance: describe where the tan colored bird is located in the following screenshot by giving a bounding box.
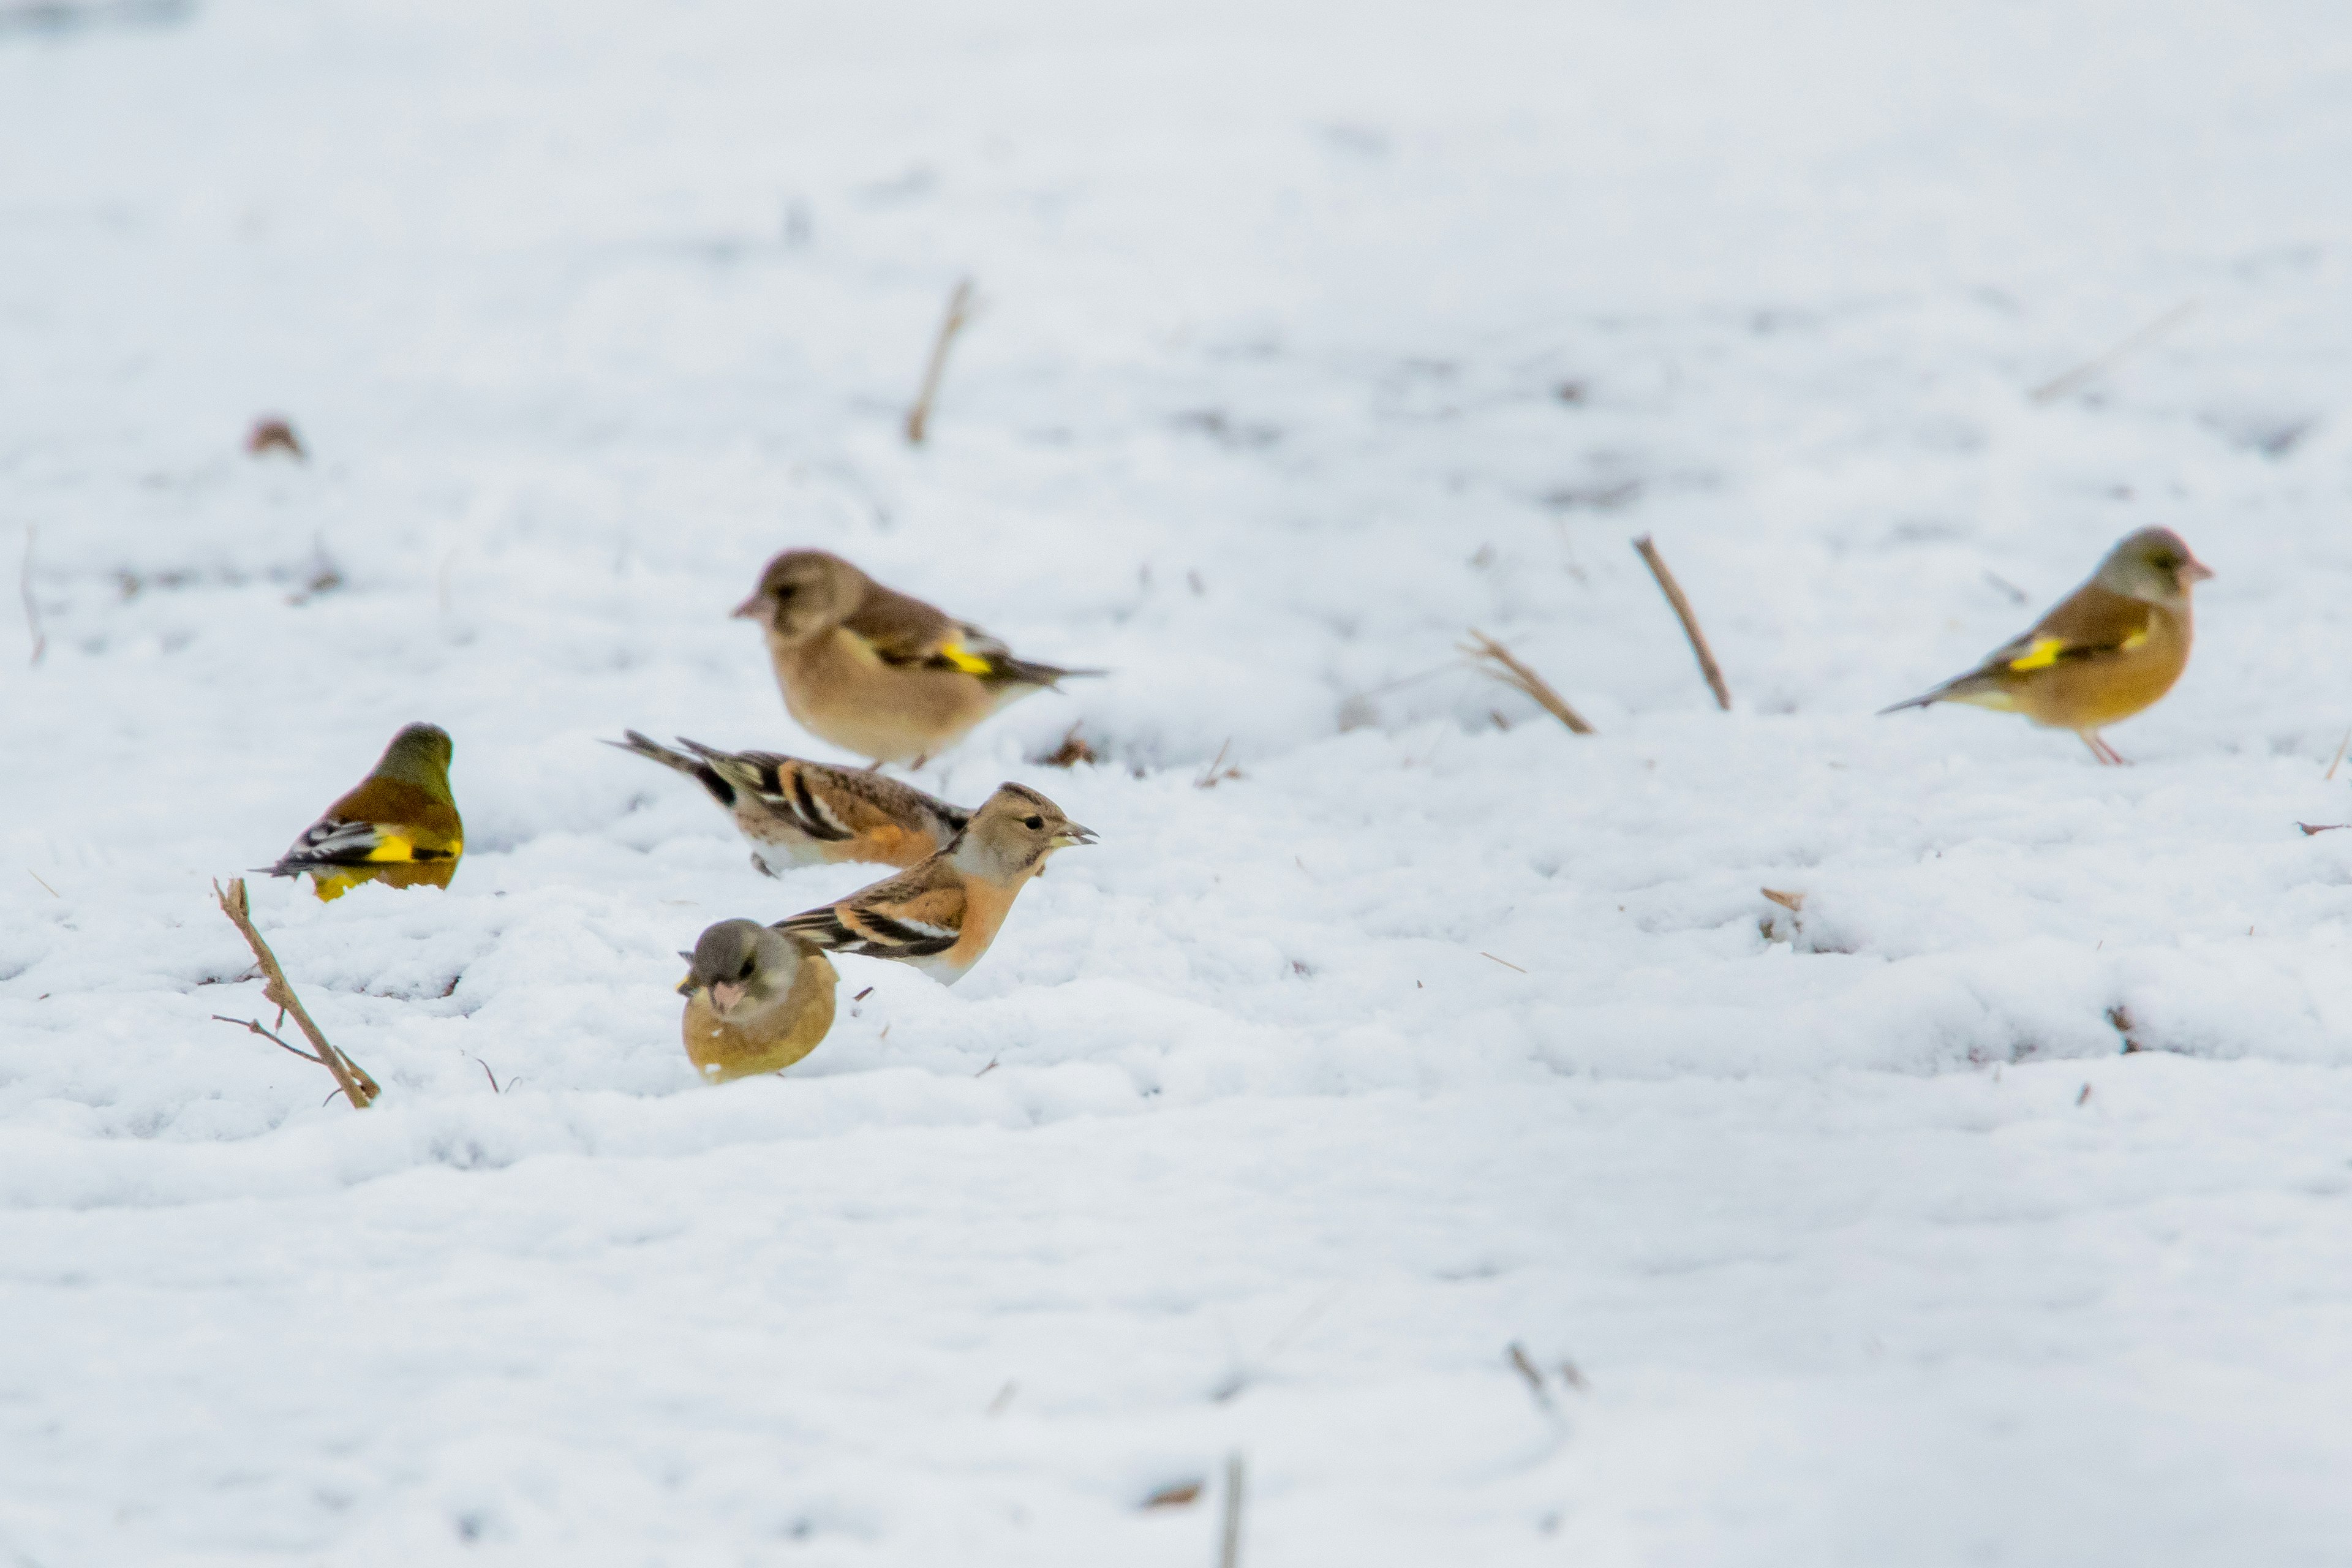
[262,723,463,900]
[732,549,1099,766]
[775,783,1096,985]
[676,919,839,1083]
[1882,527,2212,764]
[607,731,970,873]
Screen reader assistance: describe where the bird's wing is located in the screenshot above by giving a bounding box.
[840,581,1076,685]
[842,584,962,665]
[269,776,462,873]
[1984,584,2155,673]
[777,876,965,959]
[682,744,858,843]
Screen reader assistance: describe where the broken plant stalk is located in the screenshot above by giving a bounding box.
[212,876,379,1107]
[1461,629,1594,734]
[1632,535,1731,710]
[904,277,974,446]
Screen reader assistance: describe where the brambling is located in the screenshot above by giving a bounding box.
[731,549,1100,766]
[774,782,1095,985]
[676,919,839,1082]
[262,722,462,900]
[1882,527,2212,764]
[608,731,970,873]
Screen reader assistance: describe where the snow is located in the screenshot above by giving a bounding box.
[6,0,2352,1559]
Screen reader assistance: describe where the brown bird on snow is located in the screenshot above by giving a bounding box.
[1881,527,2212,764]
[774,783,1096,986]
[676,919,839,1083]
[607,731,969,873]
[731,549,1099,766]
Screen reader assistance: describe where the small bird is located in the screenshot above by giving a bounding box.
[606,731,970,873]
[1882,527,2213,764]
[263,723,463,900]
[732,549,1099,766]
[775,782,1096,985]
[676,919,839,1083]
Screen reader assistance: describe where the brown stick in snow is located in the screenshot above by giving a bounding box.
[1632,535,1731,710]
[904,278,975,446]
[212,877,379,1107]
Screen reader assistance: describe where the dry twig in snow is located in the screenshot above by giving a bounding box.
[211,877,379,1107]
[904,277,975,446]
[1632,536,1731,710]
[20,524,43,667]
[2029,301,2197,404]
[1460,629,1594,734]
[1219,1452,1246,1568]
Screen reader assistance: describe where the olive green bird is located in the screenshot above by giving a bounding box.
[1882,527,2212,764]
[262,723,464,899]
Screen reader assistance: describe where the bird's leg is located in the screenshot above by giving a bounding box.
[2080,731,2129,766]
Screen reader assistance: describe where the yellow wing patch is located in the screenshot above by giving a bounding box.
[363,834,420,863]
[2005,638,2068,673]
[937,641,995,676]
[2008,629,2146,671]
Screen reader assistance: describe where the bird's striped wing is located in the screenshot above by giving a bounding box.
[265,816,453,875]
[680,743,857,844]
[775,881,964,960]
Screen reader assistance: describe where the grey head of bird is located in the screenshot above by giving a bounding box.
[731,549,870,641]
[2094,527,2213,606]
[376,723,455,788]
[949,782,1098,881]
[677,918,810,1019]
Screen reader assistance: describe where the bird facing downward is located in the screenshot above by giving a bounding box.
[676,919,839,1083]
[606,731,970,873]
[774,782,1096,985]
[263,723,464,900]
[1881,527,2212,764]
[731,549,1099,766]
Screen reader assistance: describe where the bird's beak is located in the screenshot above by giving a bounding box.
[730,594,763,620]
[1051,823,1099,848]
[675,974,698,998]
[708,981,747,1014]
[2183,556,2215,582]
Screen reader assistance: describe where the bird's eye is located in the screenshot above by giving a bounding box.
[772,584,796,601]
[1023,815,1044,829]
[737,957,756,980]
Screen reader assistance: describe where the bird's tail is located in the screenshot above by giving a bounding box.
[1879,669,2006,716]
[995,658,1107,689]
[606,730,737,807]
[1877,690,1943,715]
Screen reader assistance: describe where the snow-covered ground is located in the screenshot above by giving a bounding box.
[7,0,2352,1560]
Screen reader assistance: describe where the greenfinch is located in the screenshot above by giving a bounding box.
[606,731,969,873]
[675,919,839,1083]
[732,549,1099,766]
[774,783,1095,985]
[1882,527,2212,764]
[263,723,462,899]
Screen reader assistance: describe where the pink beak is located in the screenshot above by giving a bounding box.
[730,594,763,620]
[2184,556,2215,582]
